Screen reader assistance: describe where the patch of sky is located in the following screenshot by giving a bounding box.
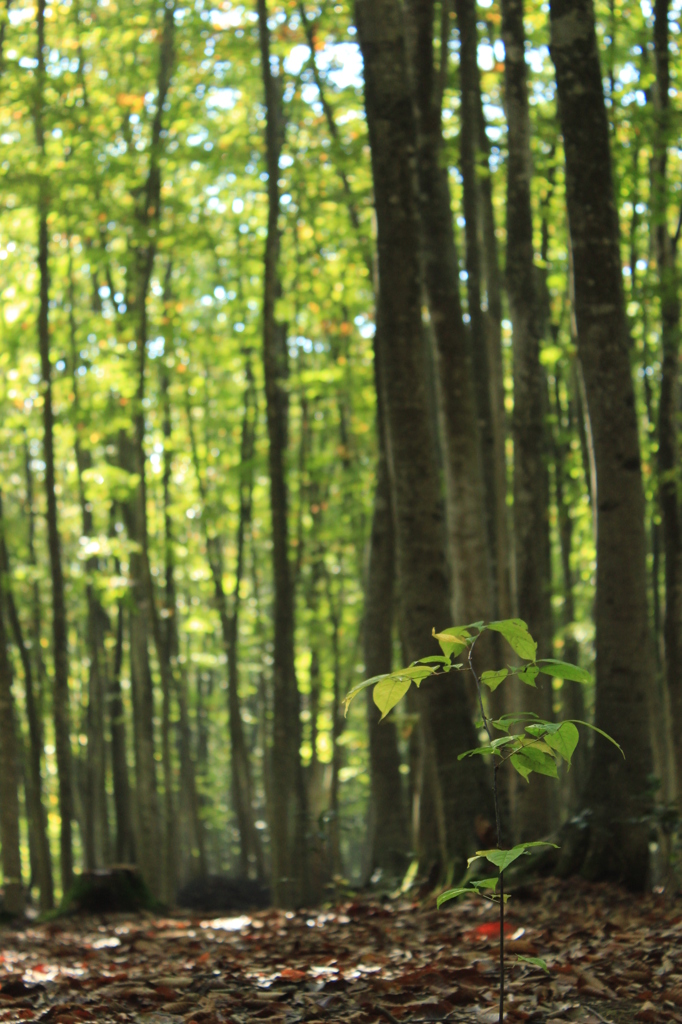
[207,88,239,110]
[233,198,244,214]
[148,337,165,359]
[209,4,245,28]
[483,103,504,122]
[478,44,495,71]
[619,63,639,85]
[188,127,209,146]
[284,42,363,90]
[9,5,34,22]
[527,46,548,74]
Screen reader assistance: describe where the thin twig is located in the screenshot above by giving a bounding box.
[374,1005,403,1024]
[583,1004,617,1024]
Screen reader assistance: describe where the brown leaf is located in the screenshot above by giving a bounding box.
[636,1002,660,1022]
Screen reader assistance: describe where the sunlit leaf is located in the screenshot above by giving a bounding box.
[487,619,537,661]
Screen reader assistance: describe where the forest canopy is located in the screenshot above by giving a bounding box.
[0,0,679,913]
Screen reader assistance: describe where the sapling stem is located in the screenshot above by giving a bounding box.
[345,620,613,1024]
[467,638,505,1024]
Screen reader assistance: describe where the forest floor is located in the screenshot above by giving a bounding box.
[0,878,680,1024]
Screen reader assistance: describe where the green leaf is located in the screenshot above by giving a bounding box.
[567,720,625,757]
[458,736,516,759]
[343,673,392,716]
[472,876,499,891]
[524,723,549,738]
[468,841,558,873]
[511,746,559,781]
[491,712,540,734]
[373,675,413,720]
[436,886,476,907]
[481,668,508,691]
[432,626,470,659]
[518,664,539,687]
[516,955,549,972]
[488,619,538,661]
[415,655,450,666]
[537,659,593,684]
[544,721,579,765]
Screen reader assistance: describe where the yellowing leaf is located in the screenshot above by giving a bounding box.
[373,675,412,720]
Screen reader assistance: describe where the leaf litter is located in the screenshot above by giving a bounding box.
[0,879,680,1024]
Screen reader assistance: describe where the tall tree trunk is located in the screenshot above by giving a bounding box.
[124,1,175,898]
[406,0,494,631]
[551,372,587,807]
[0,496,54,909]
[454,0,511,621]
[356,0,490,878]
[257,0,308,906]
[0,582,24,915]
[501,0,554,840]
[160,364,178,899]
[550,0,654,887]
[363,444,409,882]
[187,378,262,879]
[69,279,110,869]
[34,0,74,895]
[108,589,135,863]
[652,0,682,806]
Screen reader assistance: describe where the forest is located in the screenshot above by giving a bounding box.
[0,0,679,926]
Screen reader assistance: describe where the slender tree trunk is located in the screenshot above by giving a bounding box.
[109,589,135,863]
[652,0,682,806]
[160,365,178,900]
[406,0,494,631]
[550,0,654,887]
[364,445,409,882]
[356,0,490,878]
[551,374,587,807]
[0,498,53,909]
[0,584,24,915]
[69,281,109,869]
[257,0,308,906]
[501,0,554,840]
[24,445,49,729]
[34,0,74,895]
[454,0,497,565]
[187,380,262,879]
[123,2,175,898]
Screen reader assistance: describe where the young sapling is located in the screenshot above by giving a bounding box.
[344,618,622,1024]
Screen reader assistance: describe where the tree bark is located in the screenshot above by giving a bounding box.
[406,0,494,631]
[550,0,654,887]
[257,0,308,906]
[363,445,409,882]
[0,557,24,915]
[69,280,110,870]
[0,497,54,910]
[453,0,511,622]
[501,0,554,840]
[122,1,175,898]
[356,0,490,878]
[186,377,262,879]
[551,372,587,807]
[652,0,682,806]
[35,0,74,892]
[108,589,135,863]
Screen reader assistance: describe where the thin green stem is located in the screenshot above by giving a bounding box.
[467,634,505,1024]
